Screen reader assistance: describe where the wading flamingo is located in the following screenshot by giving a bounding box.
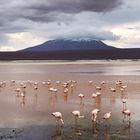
[78,93,84,103]
[52,112,64,127]
[92,93,97,98]
[103,112,112,120]
[92,93,97,102]
[101,81,106,85]
[72,110,85,126]
[122,109,131,122]
[91,109,100,122]
[110,88,116,93]
[95,86,101,91]
[122,98,127,109]
[96,92,101,96]
[89,80,93,85]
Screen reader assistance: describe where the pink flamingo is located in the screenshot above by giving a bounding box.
[95,86,101,91]
[96,92,101,96]
[122,109,131,122]
[92,93,97,102]
[91,109,100,122]
[103,112,112,120]
[89,80,93,85]
[52,112,64,127]
[122,98,127,109]
[110,88,116,93]
[78,93,84,103]
[71,110,85,126]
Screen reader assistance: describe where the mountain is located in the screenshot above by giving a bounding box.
[21,39,117,52]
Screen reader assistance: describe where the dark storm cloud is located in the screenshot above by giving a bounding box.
[26,0,123,13]
[0,0,123,24]
[21,0,123,22]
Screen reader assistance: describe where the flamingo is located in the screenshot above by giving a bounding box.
[72,80,77,84]
[56,81,60,84]
[20,92,25,98]
[70,84,74,93]
[103,112,112,120]
[103,112,112,127]
[70,84,74,91]
[11,80,15,84]
[89,80,93,85]
[96,92,101,96]
[110,88,116,93]
[115,80,122,86]
[122,98,127,109]
[78,93,84,103]
[121,85,127,89]
[15,88,21,93]
[71,110,85,126]
[63,88,69,94]
[22,85,26,89]
[27,80,32,84]
[95,86,101,91]
[72,80,77,87]
[100,81,106,86]
[34,82,38,86]
[0,82,6,88]
[15,88,21,97]
[92,93,97,98]
[49,87,57,93]
[120,88,125,93]
[42,82,46,85]
[91,109,100,122]
[52,112,64,127]
[34,86,38,91]
[122,109,131,121]
[120,85,127,93]
[63,82,69,88]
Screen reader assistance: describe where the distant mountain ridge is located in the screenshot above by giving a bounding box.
[21,39,117,52]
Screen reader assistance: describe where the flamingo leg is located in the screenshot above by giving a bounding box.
[58,119,60,129]
[91,116,94,122]
[123,103,125,110]
[129,115,131,122]
[124,103,126,109]
[75,116,78,127]
[123,114,126,122]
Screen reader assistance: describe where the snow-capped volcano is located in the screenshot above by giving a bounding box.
[21,39,117,52]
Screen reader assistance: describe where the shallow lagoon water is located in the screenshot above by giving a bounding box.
[0,60,140,139]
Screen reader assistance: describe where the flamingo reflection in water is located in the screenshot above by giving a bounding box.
[20,91,26,108]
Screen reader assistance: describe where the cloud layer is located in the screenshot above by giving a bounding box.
[0,0,123,24]
[0,0,139,50]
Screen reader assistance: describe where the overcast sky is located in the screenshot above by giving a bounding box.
[0,0,140,51]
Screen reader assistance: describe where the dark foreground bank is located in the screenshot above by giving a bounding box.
[0,48,140,60]
[1,121,140,140]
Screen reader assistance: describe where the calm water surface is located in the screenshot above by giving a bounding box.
[0,60,140,140]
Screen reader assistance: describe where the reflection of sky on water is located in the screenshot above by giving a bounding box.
[0,60,140,75]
